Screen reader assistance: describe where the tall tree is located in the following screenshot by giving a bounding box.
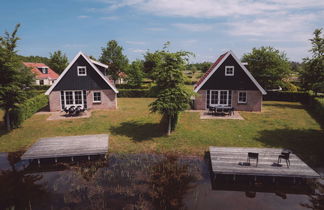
[99,40,128,82]
[48,50,68,74]
[149,45,192,135]
[0,24,34,130]
[126,60,144,87]
[300,28,324,94]
[242,46,291,90]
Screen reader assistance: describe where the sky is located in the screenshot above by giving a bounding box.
[0,0,323,63]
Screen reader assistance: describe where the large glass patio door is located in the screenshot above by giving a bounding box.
[63,91,84,109]
[209,90,230,107]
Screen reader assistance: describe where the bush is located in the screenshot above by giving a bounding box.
[115,84,147,89]
[263,91,311,104]
[8,94,48,128]
[118,89,151,97]
[30,85,51,90]
[308,97,324,127]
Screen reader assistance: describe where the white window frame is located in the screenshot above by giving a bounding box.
[210,90,230,107]
[63,90,84,108]
[225,66,234,76]
[238,91,247,104]
[93,91,102,103]
[77,66,87,76]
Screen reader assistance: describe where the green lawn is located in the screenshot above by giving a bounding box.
[0,98,323,166]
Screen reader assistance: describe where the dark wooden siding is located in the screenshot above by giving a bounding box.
[53,56,111,91]
[94,64,107,76]
[201,55,259,91]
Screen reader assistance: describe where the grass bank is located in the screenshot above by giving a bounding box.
[0,99,323,165]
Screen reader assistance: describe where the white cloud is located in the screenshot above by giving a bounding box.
[77,15,89,19]
[100,0,324,18]
[227,13,317,42]
[173,23,214,32]
[129,48,147,53]
[100,16,119,20]
[126,41,146,45]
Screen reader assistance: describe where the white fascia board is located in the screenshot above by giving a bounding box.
[193,52,230,92]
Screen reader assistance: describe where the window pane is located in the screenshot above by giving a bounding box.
[65,91,73,105]
[94,92,101,102]
[220,91,228,105]
[75,91,82,104]
[211,91,218,104]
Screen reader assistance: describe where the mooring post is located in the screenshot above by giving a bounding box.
[38,159,40,166]
[71,156,74,162]
[55,158,58,163]
[88,156,90,160]
[233,175,236,181]
[254,176,257,182]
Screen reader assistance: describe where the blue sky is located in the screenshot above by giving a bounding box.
[1,0,323,63]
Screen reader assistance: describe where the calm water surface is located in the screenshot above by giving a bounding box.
[0,152,323,210]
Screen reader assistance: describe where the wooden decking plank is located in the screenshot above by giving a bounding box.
[209,146,320,179]
[21,134,109,160]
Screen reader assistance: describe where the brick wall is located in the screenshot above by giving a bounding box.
[194,89,262,111]
[194,90,207,110]
[48,89,117,112]
[232,90,262,111]
[87,89,117,110]
[49,91,61,111]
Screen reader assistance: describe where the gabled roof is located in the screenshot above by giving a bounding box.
[23,62,59,80]
[194,51,266,95]
[45,52,118,95]
[90,58,109,69]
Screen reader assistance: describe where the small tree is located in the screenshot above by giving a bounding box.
[300,28,324,94]
[242,46,291,90]
[48,50,68,74]
[149,46,192,135]
[0,24,34,130]
[99,40,128,82]
[126,60,144,87]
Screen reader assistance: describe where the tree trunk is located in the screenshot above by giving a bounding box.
[167,115,171,136]
[5,110,11,131]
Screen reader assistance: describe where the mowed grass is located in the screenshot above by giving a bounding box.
[0,98,323,165]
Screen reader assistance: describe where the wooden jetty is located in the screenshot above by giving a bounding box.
[209,147,320,179]
[21,134,109,164]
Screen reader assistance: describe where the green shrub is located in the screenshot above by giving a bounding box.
[30,85,51,90]
[118,89,151,97]
[9,94,48,128]
[263,91,311,103]
[309,97,324,127]
[115,84,147,89]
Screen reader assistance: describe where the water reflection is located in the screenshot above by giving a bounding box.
[0,152,323,210]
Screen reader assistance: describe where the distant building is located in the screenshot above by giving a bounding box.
[23,62,59,85]
[193,51,266,112]
[45,52,118,111]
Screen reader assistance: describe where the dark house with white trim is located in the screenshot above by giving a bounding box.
[194,51,266,112]
[45,52,118,111]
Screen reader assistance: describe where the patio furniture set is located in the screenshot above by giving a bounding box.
[208,106,235,116]
[247,150,291,168]
[63,106,85,117]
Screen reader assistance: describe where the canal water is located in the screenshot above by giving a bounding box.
[0,152,323,210]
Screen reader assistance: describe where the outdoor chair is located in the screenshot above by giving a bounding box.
[247,152,259,167]
[278,151,290,168]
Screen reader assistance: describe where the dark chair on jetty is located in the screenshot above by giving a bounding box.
[247,152,259,167]
[278,151,291,168]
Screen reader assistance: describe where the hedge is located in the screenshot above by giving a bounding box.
[30,85,51,90]
[118,89,155,97]
[115,84,148,89]
[308,97,324,127]
[9,94,48,128]
[263,91,311,104]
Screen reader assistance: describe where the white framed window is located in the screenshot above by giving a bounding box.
[238,91,247,104]
[225,66,234,76]
[77,66,87,76]
[93,92,101,103]
[210,90,230,106]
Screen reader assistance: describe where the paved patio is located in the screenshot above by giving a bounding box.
[36,110,92,121]
[200,111,244,120]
